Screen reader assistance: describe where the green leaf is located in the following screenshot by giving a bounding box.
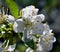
[17,33,23,40]
[6,0,19,18]
[26,39,36,49]
[15,41,27,52]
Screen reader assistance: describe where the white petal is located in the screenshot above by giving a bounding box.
[47,43,53,51]
[13,19,25,33]
[51,37,56,43]
[42,30,56,43]
[43,23,50,31]
[37,43,44,52]
[32,14,45,23]
[39,14,45,21]
[40,39,53,52]
[42,30,52,35]
[6,15,15,24]
[32,15,42,23]
[40,33,56,51]
[43,43,53,51]
[7,44,16,52]
[22,5,39,19]
[26,47,33,52]
[32,23,44,35]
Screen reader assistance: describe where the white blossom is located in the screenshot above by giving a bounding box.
[36,43,45,52]
[37,30,56,52]
[6,44,16,52]
[13,6,45,41]
[22,5,39,19]
[3,5,56,52]
[26,47,33,52]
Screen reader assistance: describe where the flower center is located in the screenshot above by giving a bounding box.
[26,21,33,28]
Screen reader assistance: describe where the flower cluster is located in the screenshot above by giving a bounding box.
[0,6,56,52]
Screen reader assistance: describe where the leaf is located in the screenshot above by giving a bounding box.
[15,41,27,52]
[6,0,19,18]
[17,33,23,40]
[26,39,36,49]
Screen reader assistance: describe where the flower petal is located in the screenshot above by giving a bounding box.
[50,37,56,43]
[13,19,25,33]
[26,47,33,52]
[40,37,53,52]
[32,23,44,35]
[6,15,15,24]
[6,44,16,52]
[32,14,45,23]
[43,23,50,31]
[22,5,39,19]
[37,43,44,52]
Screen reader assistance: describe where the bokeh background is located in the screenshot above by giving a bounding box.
[0,0,60,52]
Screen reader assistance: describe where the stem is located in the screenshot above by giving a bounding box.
[2,7,5,16]
[1,40,7,47]
[22,28,27,41]
[4,40,9,49]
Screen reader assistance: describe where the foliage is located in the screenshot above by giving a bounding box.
[6,0,19,18]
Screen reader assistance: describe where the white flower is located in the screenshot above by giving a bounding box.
[13,14,45,41]
[26,47,33,52]
[6,44,16,52]
[13,19,25,33]
[31,23,44,35]
[13,6,49,41]
[38,30,56,52]
[36,43,45,52]
[13,14,45,33]
[22,5,39,19]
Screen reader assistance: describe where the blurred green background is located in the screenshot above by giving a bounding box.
[0,0,60,52]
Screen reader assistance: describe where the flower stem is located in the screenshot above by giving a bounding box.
[1,40,7,47]
[4,40,9,49]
